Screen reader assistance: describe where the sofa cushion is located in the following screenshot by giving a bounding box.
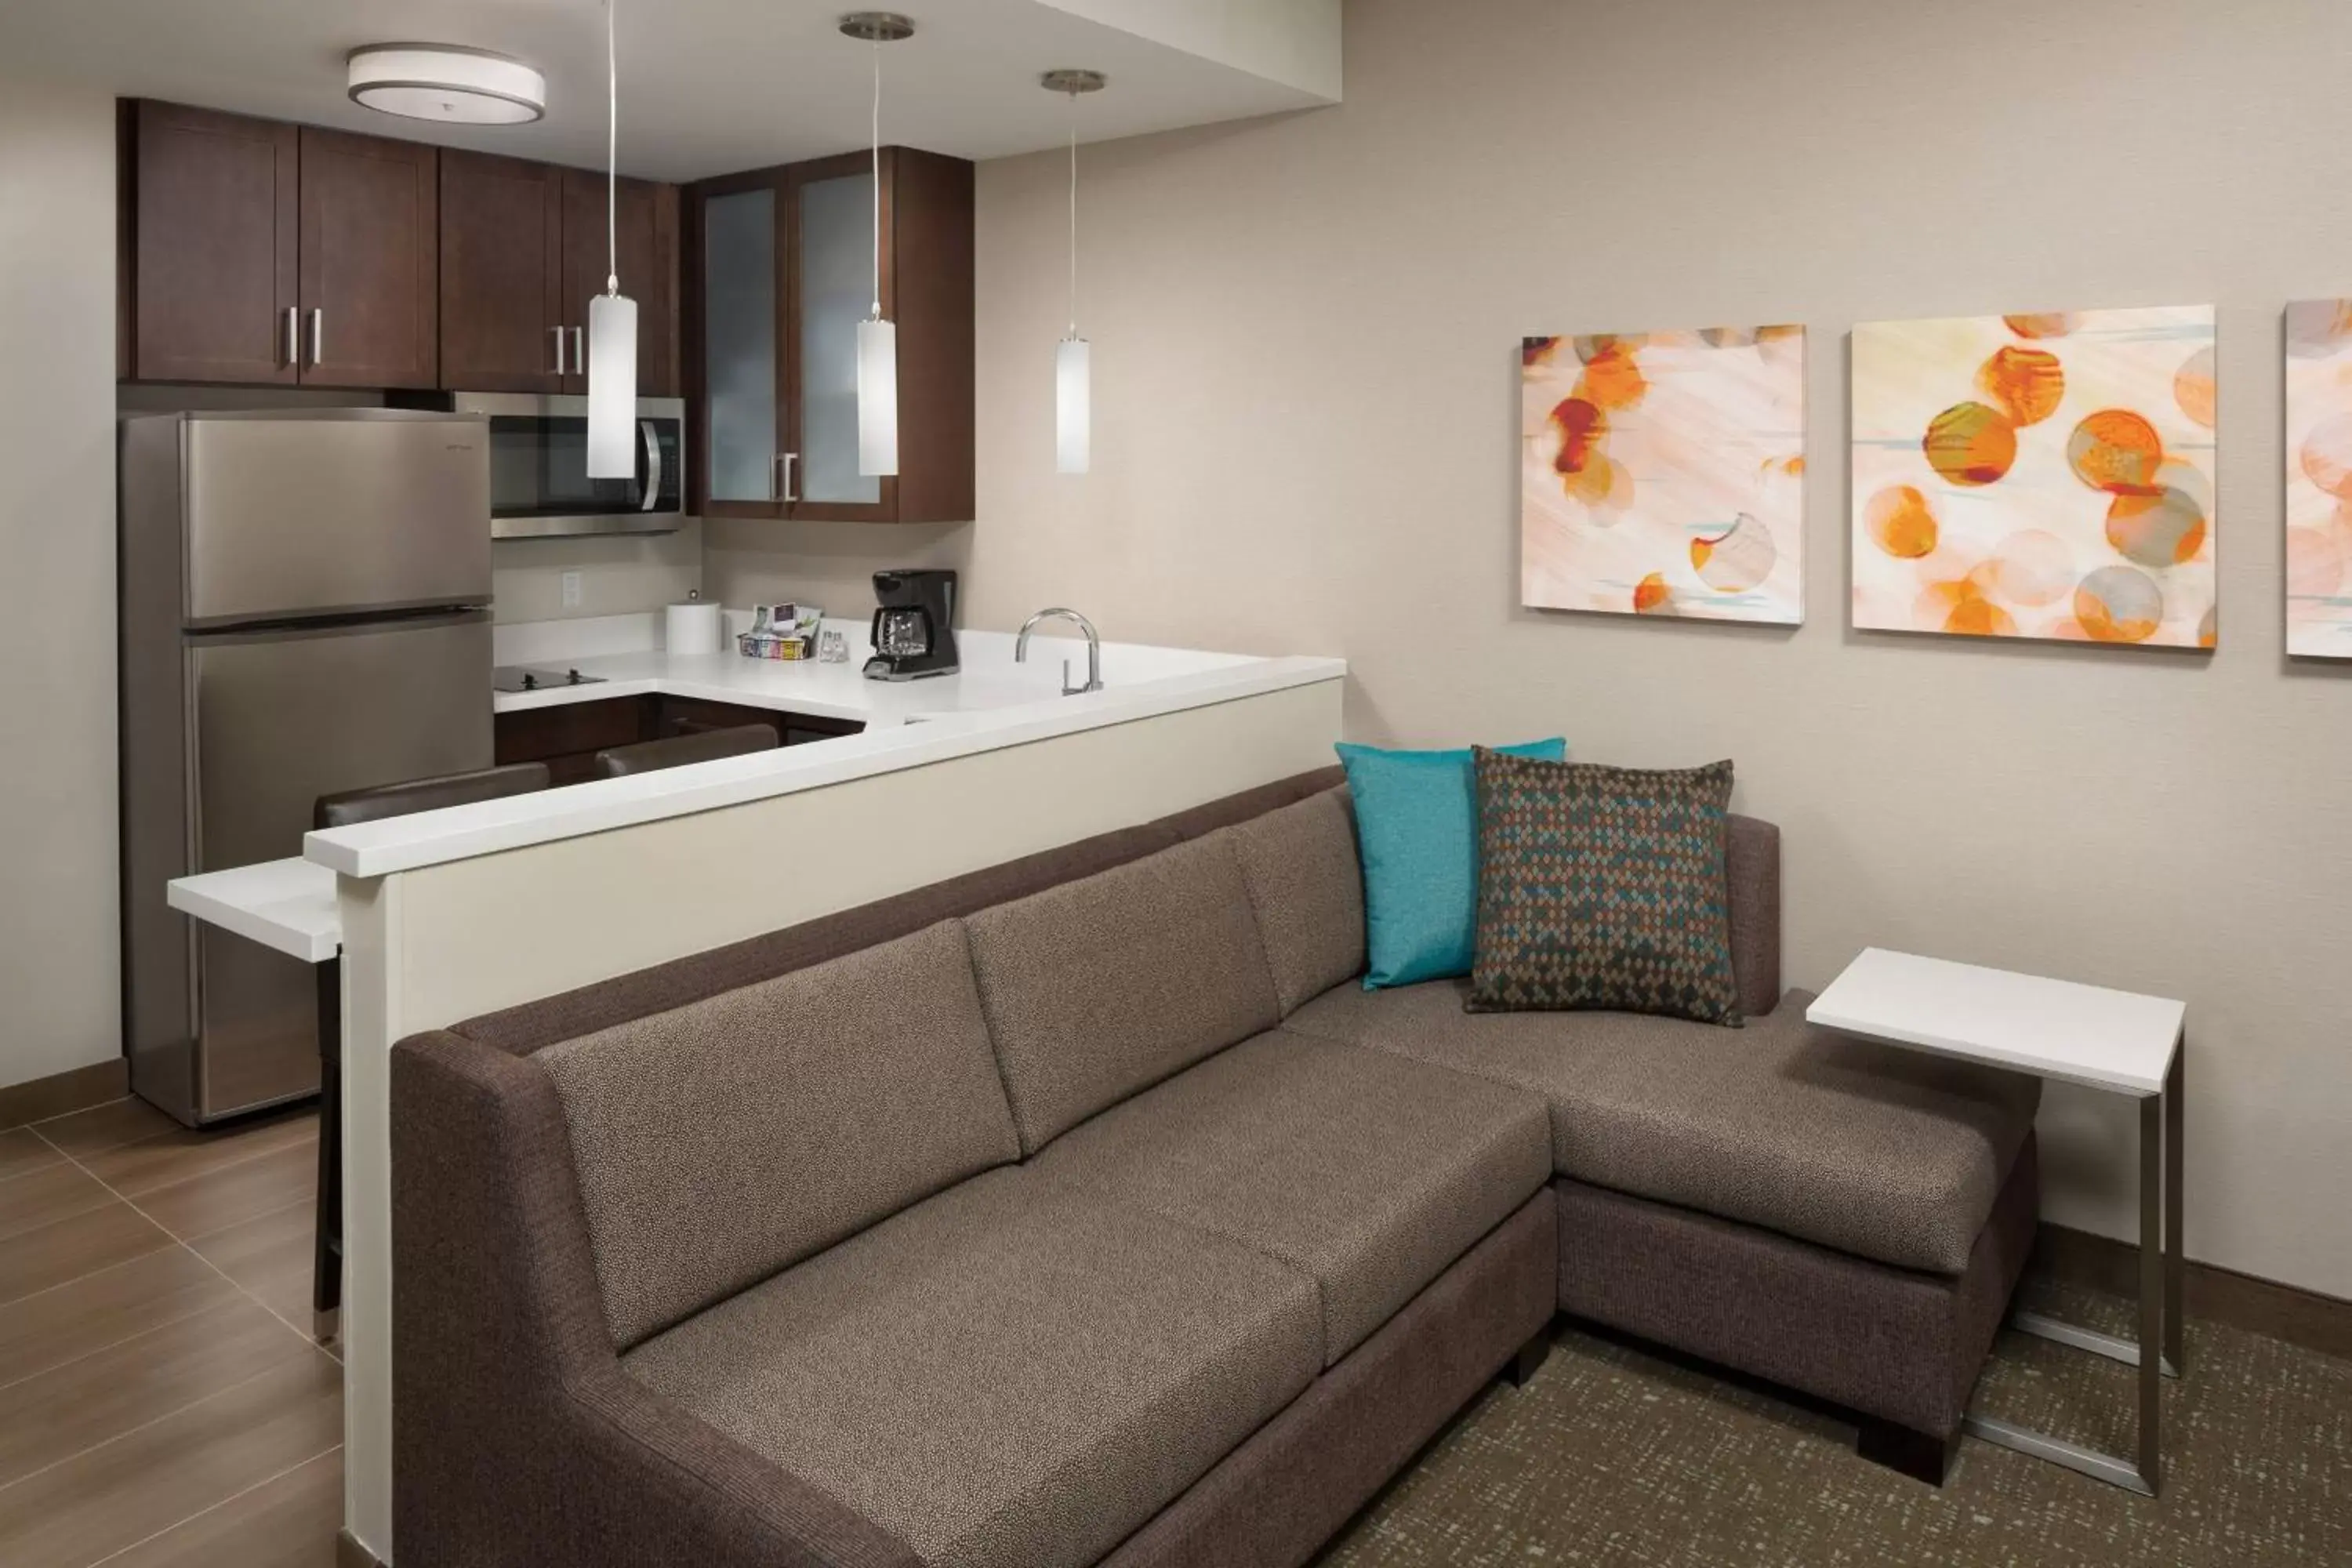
[1286,982,2040,1276]
[537,920,1020,1349]
[622,1167,1323,1568]
[967,833,1280,1154]
[1030,1029,1551,1363]
[1223,787,1365,1014]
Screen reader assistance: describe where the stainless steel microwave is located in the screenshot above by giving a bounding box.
[452,393,684,539]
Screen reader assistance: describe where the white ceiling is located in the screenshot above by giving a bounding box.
[0,0,1338,182]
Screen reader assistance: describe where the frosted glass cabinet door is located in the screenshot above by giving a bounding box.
[703,185,779,503]
[798,171,884,506]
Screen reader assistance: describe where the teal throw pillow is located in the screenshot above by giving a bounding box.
[1336,737,1567,989]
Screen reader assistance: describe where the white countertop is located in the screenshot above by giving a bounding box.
[167,857,341,964]
[1806,947,2184,1096]
[492,619,1259,728]
[312,622,1345,879]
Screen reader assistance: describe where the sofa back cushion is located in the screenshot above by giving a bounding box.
[966,833,1282,1153]
[1225,786,1365,1014]
[536,920,1020,1348]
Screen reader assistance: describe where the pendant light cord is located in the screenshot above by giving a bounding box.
[1066,93,1078,339]
[870,41,883,320]
[616,0,626,293]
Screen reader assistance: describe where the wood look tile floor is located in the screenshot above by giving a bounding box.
[0,1098,340,1568]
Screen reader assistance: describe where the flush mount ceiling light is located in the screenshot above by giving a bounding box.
[347,45,546,125]
[1044,69,1106,475]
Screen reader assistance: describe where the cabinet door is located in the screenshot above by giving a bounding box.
[561,170,679,397]
[131,102,298,384]
[438,149,564,392]
[297,128,437,389]
[787,154,892,519]
[694,175,787,512]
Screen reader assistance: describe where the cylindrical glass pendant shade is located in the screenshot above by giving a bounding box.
[857,316,898,477]
[585,291,639,477]
[1056,337,1091,474]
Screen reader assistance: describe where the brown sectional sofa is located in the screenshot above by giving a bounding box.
[393,768,2042,1566]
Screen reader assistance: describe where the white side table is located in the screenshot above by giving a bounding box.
[1808,947,2185,1497]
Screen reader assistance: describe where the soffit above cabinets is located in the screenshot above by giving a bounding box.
[0,0,1340,181]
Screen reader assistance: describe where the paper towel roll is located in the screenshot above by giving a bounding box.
[665,601,723,656]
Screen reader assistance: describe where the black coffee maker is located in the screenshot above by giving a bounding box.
[864,568,960,681]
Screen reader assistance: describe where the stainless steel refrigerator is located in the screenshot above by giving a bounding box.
[120,409,495,1126]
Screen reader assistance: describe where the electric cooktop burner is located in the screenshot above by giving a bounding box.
[492,664,608,694]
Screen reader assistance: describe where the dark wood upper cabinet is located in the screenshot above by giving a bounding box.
[437,148,565,394]
[297,127,437,389]
[685,147,973,524]
[561,169,680,397]
[129,102,299,384]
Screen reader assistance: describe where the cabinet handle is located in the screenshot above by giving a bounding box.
[571,325,585,376]
[308,308,323,368]
[773,452,799,504]
[284,307,299,369]
[551,325,566,376]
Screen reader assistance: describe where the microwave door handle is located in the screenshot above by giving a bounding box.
[639,420,662,510]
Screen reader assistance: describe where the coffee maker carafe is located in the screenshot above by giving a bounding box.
[864,568,960,681]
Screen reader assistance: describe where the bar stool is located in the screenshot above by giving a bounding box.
[309,762,551,1338]
[593,724,779,778]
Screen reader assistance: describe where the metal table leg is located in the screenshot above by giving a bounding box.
[1962,1037,2181,1497]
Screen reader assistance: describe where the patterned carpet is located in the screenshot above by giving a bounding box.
[1316,1280,2352,1566]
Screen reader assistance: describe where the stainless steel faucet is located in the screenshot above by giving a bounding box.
[1014,608,1104,695]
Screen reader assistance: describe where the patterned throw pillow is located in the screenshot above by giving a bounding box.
[1466,752,1742,1025]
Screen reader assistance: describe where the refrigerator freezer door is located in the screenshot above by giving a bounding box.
[183,410,491,626]
[183,612,492,1120]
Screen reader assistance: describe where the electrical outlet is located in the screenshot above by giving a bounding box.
[561,570,583,610]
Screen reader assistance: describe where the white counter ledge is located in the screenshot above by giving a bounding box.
[310,652,1347,880]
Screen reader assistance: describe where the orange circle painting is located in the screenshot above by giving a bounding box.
[2105,488,2207,568]
[1990,529,2074,607]
[2299,413,2352,501]
[1976,346,2066,427]
[2003,313,2078,339]
[2076,565,2165,643]
[1850,306,2215,648]
[1521,323,1806,625]
[2172,347,2216,430]
[1548,397,1607,476]
[1864,485,1940,558]
[1575,345,1649,411]
[2067,410,2165,495]
[1922,402,2017,485]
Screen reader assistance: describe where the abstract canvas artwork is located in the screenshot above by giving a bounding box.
[1850,306,2216,648]
[2285,300,2352,659]
[1521,327,1806,623]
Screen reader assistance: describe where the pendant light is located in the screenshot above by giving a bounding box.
[843,13,913,477]
[585,0,638,478]
[1043,71,1105,474]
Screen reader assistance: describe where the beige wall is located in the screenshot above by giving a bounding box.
[944,0,2352,1294]
[0,82,121,1091]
